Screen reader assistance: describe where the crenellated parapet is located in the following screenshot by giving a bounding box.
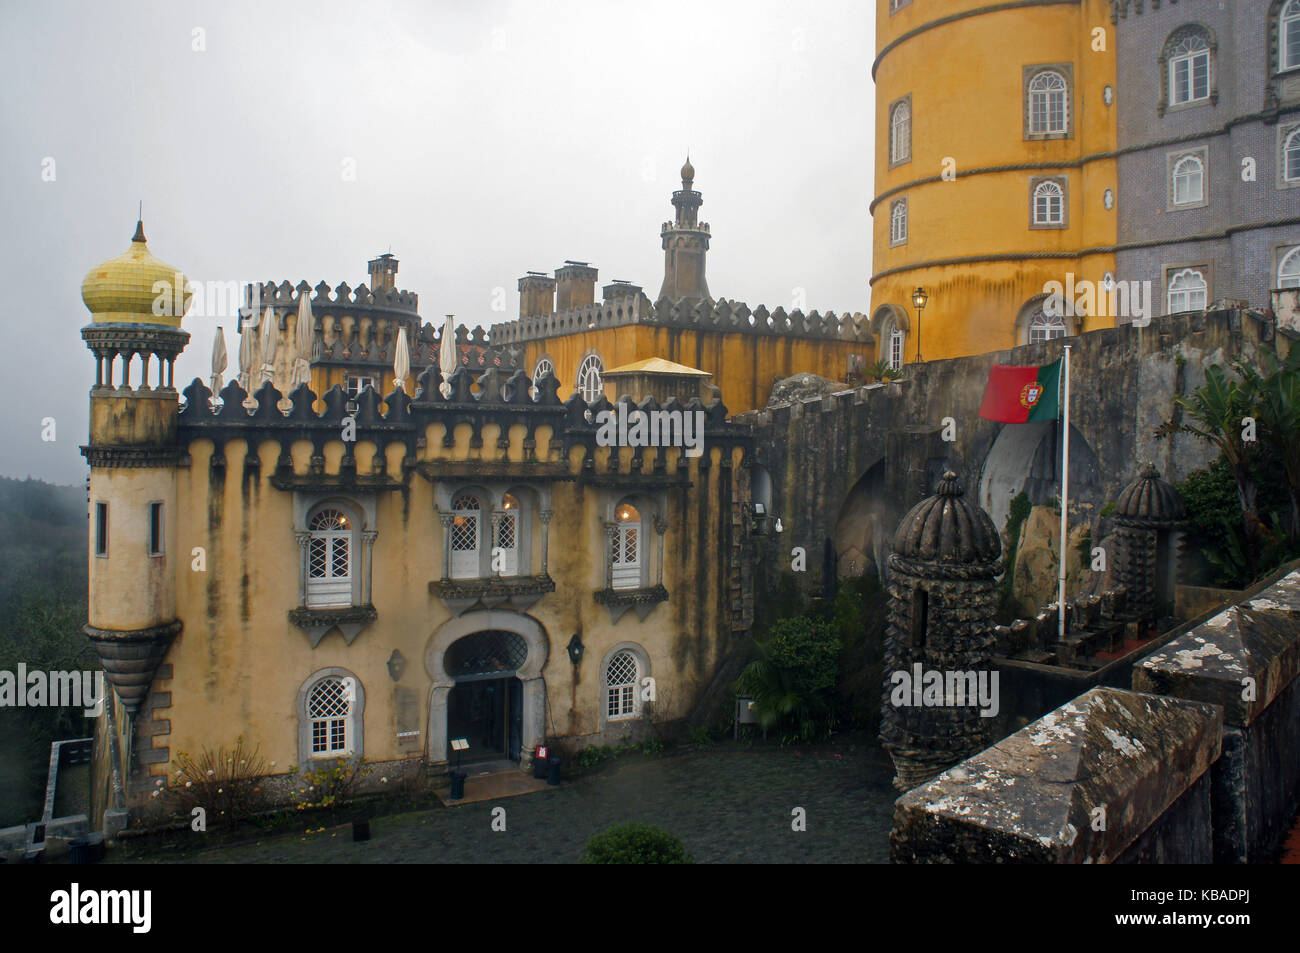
[177,364,752,482]
[489,295,871,346]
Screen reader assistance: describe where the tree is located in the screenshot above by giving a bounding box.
[735,615,841,743]
[580,823,693,864]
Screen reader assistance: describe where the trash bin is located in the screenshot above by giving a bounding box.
[84,833,106,863]
[68,838,90,864]
[547,756,562,786]
[532,745,549,779]
[449,769,467,800]
[352,819,370,842]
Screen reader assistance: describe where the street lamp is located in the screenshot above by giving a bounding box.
[911,286,929,364]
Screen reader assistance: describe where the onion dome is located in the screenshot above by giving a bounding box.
[892,470,1001,566]
[1115,463,1185,525]
[81,219,191,327]
[681,156,695,183]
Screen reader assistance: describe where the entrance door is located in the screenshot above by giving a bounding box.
[508,678,522,762]
[443,629,529,762]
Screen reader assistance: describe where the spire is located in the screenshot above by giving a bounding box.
[659,155,710,303]
[132,203,146,243]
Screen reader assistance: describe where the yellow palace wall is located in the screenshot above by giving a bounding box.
[135,421,742,795]
[872,0,1117,361]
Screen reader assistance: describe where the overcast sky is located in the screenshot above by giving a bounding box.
[0,0,875,484]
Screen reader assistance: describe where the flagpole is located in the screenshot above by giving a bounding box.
[1058,344,1072,642]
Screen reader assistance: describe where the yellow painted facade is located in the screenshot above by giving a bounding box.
[871,0,1118,362]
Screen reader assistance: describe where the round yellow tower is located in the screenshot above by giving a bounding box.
[870,0,1117,365]
[80,218,189,746]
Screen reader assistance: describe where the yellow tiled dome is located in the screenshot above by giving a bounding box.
[81,221,191,326]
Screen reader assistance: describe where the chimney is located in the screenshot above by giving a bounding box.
[368,253,399,292]
[518,271,556,318]
[555,261,598,311]
[603,279,642,302]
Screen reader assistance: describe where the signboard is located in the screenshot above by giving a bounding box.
[450,738,469,751]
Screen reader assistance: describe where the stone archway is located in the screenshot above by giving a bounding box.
[426,610,549,767]
[977,421,1101,532]
[833,459,889,581]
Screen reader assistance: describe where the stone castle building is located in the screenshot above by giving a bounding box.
[80,219,769,826]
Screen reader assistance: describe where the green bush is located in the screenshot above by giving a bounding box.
[735,615,841,743]
[580,823,693,864]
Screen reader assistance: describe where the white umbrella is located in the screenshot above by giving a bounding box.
[439,314,456,398]
[237,310,259,394]
[291,292,314,391]
[393,326,410,393]
[258,306,278,389]
[210,326,227,396]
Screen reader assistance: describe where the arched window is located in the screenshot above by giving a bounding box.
[890,198,908,245]
[1028,70,1068,135]
[1279,247,1300,288]
[576,353,603,403]
[1168,31,1211,105]
[611,500,642,590]
[1167,268,1208,313]
[307,508,352,608]
[1282,0,1300,72]
[531,357,554,400]
[1171,155,1204,206]
[308,676,354,756]
[887,324,905,370]
[890,99,911,165]
[450,492,482,579]
[1032,181,1065,226]
[605,650,640,719]
[1028,309,1067,344]
[1285,129,1300,182]
[497,493,520,577]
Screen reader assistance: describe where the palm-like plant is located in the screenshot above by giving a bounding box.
[1236,349,1300,546]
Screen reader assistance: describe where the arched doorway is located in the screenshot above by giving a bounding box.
[977,421,1101,531]
[833,459,889,581]
[426,610,549,768]
[444,630,527,763]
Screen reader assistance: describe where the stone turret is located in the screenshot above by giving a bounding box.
[519,271,556,318]
[368,252,399,292]
[556,261,598,311]
[1113,463,1186,621]
[80,218,188,720]
[881,471,1002,792]
[659,157,711,303]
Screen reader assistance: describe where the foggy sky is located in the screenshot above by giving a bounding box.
[0,0,875,484]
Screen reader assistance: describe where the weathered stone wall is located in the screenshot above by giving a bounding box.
[741,309,1275,596]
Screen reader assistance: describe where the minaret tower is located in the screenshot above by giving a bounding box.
[80,218,190,759]
[658,156,711,303]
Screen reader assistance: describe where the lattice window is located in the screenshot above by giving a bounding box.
[450,493,481,579]
[576,354,603,403]
[531,358,554,400]
[306,508,352,608]
[1168,268,1208,313]
[1283,0,1300,72]
[1279,247,1300,288]
[1032,181,1064,226]
[309,677,351,755]
[1285,129,1300,182]
[1029,310,1067,344]
[345,375,376,399]
[1171,155,1204,206]
[1028,70,1068,135]
[497,493,519,576]
[890,99,911,165]
[890,198,908,245]
[606,651,639,719]
[612,501,642,591]
[445,630,529,679]
[1168,33,1210,105]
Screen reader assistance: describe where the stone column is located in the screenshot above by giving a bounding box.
[490,511,503,576]
[654,515,668,586]
[438,511,453,583]
[361,530,378,604]
[295,532,309,605]
[539,508,553,576]
[603,522,618,589]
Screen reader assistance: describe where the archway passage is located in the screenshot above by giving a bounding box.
[978,420,1101,532]
[833,459,889,581]
[444,630,527,763]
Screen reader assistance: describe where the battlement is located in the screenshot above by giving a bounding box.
[490,294,871,346]
[661,221,710,234]
[245,279,419,316]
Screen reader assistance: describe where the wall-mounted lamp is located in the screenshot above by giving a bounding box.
[774,517,784,534]
[386,649,406,681]
[567,633,584,665]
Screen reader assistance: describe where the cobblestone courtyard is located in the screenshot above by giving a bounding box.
[123,742,898,864]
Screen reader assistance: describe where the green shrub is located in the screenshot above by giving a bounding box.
[580,822,693,864]
[736,614,841,743]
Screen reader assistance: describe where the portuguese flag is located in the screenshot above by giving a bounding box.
[978,358,1062,423]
